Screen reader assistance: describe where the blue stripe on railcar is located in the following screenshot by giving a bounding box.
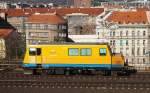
[23,64,37,68]
[42,64,111,68]
[23,64,123,69]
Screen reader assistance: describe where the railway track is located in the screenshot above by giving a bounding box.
[0,80,150,90]
[0,71,150,82]
[0,71,150,93]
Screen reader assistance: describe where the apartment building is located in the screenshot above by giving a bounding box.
[97,11,150,70]
[25,13,68,45]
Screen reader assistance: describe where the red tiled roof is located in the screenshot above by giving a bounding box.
[106,11,148,24]
[54,8,104,16]
[27,13,66,24]
[0,29,13,38]
[30,8,50,13]
[0,8,104,17]
[4,9,31,17]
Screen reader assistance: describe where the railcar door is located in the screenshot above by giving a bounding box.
[29,48,42,64]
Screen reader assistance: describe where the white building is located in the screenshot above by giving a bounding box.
[96,10,150,70]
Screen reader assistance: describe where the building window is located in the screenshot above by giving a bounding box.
[32,24,36,29]
[143,40,145,45]
[58,25,62,30]
[44,24,48,30]
[132,31,135,37]
[137,58,139,64]
[132,40,134,45]
[126,30,128,36]
[110,31,112,36]
[120,48,123,54]
[132,48,135,56]
[80,48,92,56]
[126,48,129,56]
[48,25,57,30]
[137,47,140,55]
[120,31,122,36]
[58,32,66,37]
[126,59,128,64]
[99,48,107,56]
[36,24,40,29]
[120,40,123,46]
[143,48,145,55]
[62,25,66,30]
[137,31,140,36]
[29,32,49,38]
[39,32,49,38]
[27,24,32,29]
[110,40,112,45]
[143,58,145,64]
[113,31,115,36]
[113,40,115,46]
[68,48,79,56]
[143,31,146,36]
[132,58,134,64]
[126,40,128,46]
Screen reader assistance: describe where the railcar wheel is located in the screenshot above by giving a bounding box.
[33,69,42,75]
[65,69,70,75]
[102,70,112,76]
[117,70,131,76]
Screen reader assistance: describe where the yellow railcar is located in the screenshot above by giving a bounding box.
[23,43,135,75]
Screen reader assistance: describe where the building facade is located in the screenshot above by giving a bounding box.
[97,11,150,70]
[25,13,68,45]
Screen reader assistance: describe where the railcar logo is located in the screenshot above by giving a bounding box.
[50,49,57,56]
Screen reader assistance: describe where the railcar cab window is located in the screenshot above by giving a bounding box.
[99,48,107,56]
[81,48,91,56]
[68,48,79,56]
[29,48,41,56]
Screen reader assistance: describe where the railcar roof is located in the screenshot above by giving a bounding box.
[27,42,109,45]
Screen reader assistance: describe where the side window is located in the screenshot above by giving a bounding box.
[99,48,107,56]
[37,48,41,55]
[81,48,91,56]
[29,48,41,56]
[29,48,36,56]
[68,48,79,56]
